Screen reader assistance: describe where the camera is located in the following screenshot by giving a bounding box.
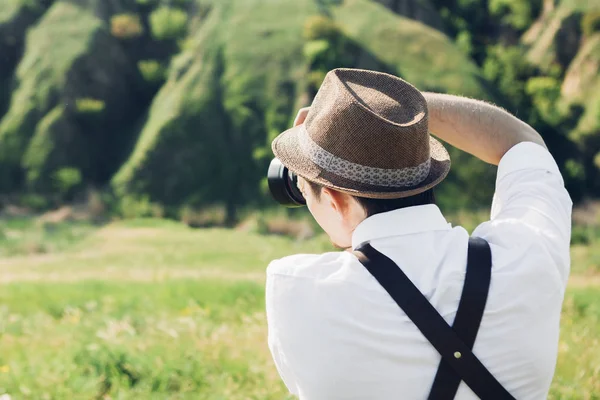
[267,158,306,207]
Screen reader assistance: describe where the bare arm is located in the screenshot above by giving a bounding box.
[422,92,546,166]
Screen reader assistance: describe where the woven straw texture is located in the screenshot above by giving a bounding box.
[272,68,451,199]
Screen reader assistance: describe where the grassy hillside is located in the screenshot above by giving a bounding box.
[113,0,498,215]
[112,0,317,218]
[0,0,22,24]
[0,0,598,216]
[0,0,52,133]
[334,0,494,98]
[562,34,600,138]
[0,2,102,190]
[0,0,178,198]
[0,217,598,397]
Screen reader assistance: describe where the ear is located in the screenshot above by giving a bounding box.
[321,187,353,217]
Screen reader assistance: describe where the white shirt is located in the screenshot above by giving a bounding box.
[266,142,572,399]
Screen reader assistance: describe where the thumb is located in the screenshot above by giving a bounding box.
[294,107,311,127]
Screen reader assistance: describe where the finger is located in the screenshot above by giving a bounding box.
[294,107,311,126]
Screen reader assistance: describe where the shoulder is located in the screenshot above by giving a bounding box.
[265,250,380,318]
[267,251,357,279]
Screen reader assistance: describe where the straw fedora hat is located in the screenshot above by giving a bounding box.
[271,68,451,199]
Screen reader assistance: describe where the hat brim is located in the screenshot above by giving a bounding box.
[271,124,451,199]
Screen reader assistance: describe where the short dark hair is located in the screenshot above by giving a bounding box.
[305,180,435,218]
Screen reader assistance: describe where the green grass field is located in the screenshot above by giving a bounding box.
[0,216,598,399]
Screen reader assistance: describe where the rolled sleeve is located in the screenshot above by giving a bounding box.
[496,141,563,185]
[475,141,573,284]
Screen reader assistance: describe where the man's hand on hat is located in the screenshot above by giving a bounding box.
[294,107,310,127]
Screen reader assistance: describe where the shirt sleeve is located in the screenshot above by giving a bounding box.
[473,141,573,284]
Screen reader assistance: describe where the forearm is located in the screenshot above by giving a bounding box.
[423,92,546,165]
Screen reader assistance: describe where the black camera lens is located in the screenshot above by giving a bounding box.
[267,158,306,207]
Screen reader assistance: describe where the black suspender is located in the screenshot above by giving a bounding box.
[354,237,516,399]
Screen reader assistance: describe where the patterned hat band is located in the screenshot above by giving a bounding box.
[299,126,431,188]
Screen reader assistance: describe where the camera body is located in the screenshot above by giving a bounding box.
[267,158,306,207]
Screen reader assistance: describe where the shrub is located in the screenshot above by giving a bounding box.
[52,167,82,197]
[19,193,49,211]
[120,195,164,219]
[565,159,586,182]
[303,15,340,41]
[110,13,144,39]
[582,11,600,37]
[482,45,536,114]
[488,0,534,31]
[303,39,331,62]
[179,205,226,228]
[149,7,188,41]
[525,76,562,122]
[571,224,600,245]
[137,60,167,84]
[455,30,473,56]
[75,98,105,114]
[252,214,315,240]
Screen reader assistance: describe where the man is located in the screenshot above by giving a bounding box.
[266,68,572,399]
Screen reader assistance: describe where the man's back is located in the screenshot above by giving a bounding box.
[266,142,572,399]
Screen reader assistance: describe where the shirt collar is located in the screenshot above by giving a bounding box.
[351,204,452,250]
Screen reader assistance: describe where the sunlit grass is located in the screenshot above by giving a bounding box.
[0,217,96,257]
[0,279,288,399]
[0,216,598,398]
[550,288,600,398]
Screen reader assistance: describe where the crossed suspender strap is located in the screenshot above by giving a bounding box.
[354,237,516,399]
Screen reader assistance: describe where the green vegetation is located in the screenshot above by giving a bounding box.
[0,216,95,257]
[0,0,22,24]
[0,217,597,397]
[0,2,102,190]
[112,0,504,221]
[303,15,359,95]
[489,0,537,31]
[0,0,599,220]
[112,0,318,223]
[149,6,189,41]
[110,13,145,39]
[75,98,106,114]
[333,0,501,209]
[52,167,83,198]
[582,11,600,36]
[1,3,599,396]
[138,59,167,84]
[334,0,492,98]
